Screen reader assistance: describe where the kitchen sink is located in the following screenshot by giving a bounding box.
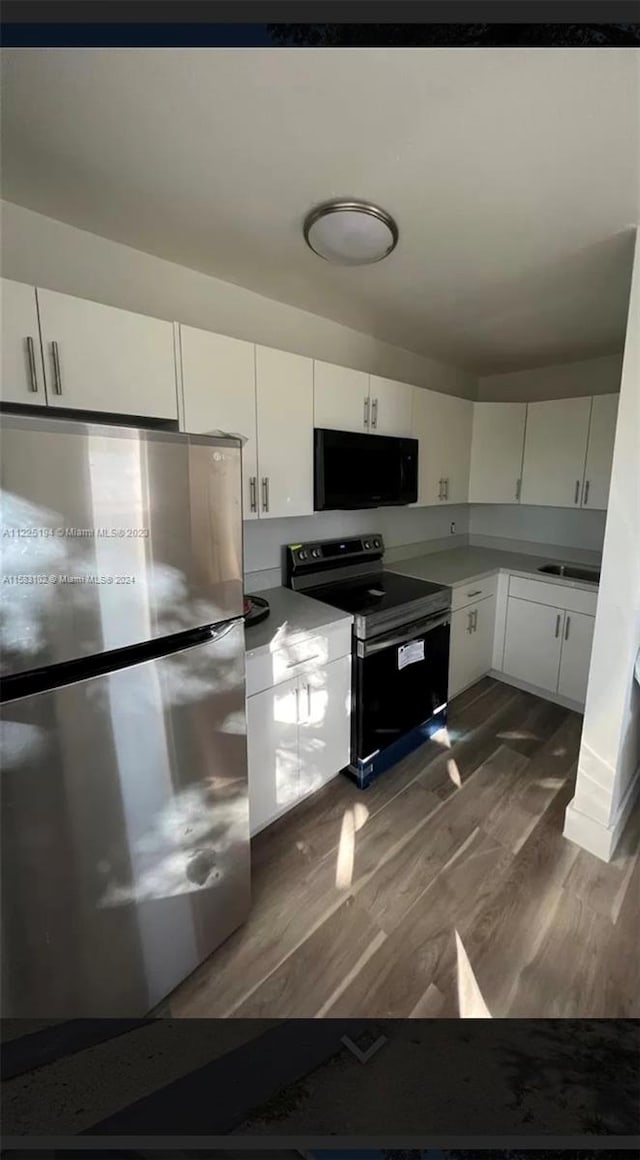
[538,562,600,584]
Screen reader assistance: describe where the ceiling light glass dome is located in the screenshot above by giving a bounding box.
[303,200,398,265]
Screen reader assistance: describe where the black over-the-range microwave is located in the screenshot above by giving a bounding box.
[314,427,419,511]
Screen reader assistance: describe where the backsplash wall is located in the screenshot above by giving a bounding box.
[244,504,470,588]
[469,504,607,553]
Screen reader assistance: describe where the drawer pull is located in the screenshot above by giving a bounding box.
[287,652,321,668]
[467,589,482,597]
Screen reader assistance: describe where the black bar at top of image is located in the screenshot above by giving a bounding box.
[2,0,640,21]
[3,23,640,49]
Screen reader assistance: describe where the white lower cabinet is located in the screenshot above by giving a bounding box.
[501,590,595,705]
[502,597,564,693]
[247,677,300,836]
[449,596,495,698]
[298,655,352,798]
[557,610,595,703]
[247,649,351,836]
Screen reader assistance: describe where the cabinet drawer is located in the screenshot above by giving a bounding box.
[451,573,498,612]
[508,574,598,615]
[246,619,352,696]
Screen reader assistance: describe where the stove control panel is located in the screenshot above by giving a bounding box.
[285,534,384,586]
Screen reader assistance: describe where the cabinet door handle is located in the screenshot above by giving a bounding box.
[472,608,478,632]
[261,477,269,512]
[574,479,580,505]
[438,478,443,501]
[583,480,590,506]
[515,478,522,501]
[445,478,449,500]
[467,610,473,633]
[555,613,561,638]
[305,682,312,720]
[371,397,378,429]
[249,476,257,513]
[51,341,63,395]
[364,396,370,428]
[25,337,39,392]
[565,615,571,641]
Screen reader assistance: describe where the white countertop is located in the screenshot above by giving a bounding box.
[244,585,352,658]
[388,545,600,594]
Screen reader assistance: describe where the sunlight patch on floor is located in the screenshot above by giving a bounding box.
[335,802,369,889]
[433,725,452,749]
[455,929,492,1018]
[447,757,462,787]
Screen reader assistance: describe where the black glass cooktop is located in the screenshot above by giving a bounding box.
[307,570,447,618]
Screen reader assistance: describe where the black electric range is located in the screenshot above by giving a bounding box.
[285,534,451,787]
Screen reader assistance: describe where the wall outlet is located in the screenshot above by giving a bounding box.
[450,522,456,535]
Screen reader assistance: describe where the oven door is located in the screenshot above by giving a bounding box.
[353,610,450,762]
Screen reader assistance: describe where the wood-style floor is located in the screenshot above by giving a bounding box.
[170,678,640,1019]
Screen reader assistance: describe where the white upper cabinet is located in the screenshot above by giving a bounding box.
[314,364,413,437]
[469,401,527,504]
[368,375,414,436]
[255,345,314,519]
[180,325,258,519]
[413,387,473,505]
[314,360,370,432]
[520,396,592,508]
[1,278,46,405]
[37,288,178,420]
[581,393,619,510]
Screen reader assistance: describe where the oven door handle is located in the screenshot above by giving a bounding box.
[358,611,450,657]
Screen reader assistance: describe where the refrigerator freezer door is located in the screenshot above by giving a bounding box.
[1,619,249,1017]
[1,415,243,676]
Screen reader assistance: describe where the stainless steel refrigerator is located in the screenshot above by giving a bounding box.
[0,412,250,1017]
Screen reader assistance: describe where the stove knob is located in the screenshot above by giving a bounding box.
[363,540,370,550]
[299,550,307,561]
[373,538,380,548]
[312,548,320,558]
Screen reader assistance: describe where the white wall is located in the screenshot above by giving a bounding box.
[244,504,469,586]
[0,200,477,399]
[479,353,623,402]
[564,228,640,861]
[469,504,606,555]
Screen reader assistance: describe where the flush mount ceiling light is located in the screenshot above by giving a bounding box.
[303,200,398,265]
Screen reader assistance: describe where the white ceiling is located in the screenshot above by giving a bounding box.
[1,48,638,374]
